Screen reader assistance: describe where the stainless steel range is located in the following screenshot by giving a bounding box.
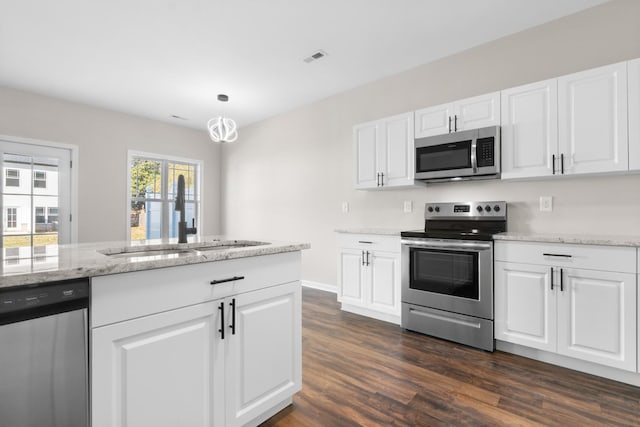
[401,201,507,351]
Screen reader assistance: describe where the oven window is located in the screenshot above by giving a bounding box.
[409,248,479,299]
[416,140,471,173]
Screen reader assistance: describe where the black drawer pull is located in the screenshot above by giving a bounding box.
[210,276,245,285]
[542,253,572,258]
[358,241,373,244]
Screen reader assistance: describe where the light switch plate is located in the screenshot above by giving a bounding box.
[342,201,349,213]
[539,196,553,212]
[403,200,412,213]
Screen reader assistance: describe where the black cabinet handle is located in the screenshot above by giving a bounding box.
[361,250,365,266]
[550,267,554,290]
[454,115,458,132]
[561,153,565,174]
[560,268,564,292]
[376,172,380,187]
[448,116,452,133]
[543,253,572,258]
[366,251,370,266]
[552,154,556,175]
[210,276,245,285]
[380,172,384,187]
[229,298,236,335]
[358,241,373,244]
[218,302,225,340]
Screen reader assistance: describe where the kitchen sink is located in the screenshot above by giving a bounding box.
[104,248,196,258]
[99,240,270,259]
[191,241,269,252]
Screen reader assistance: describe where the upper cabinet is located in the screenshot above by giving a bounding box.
[558,62,628,175]
[353,112,423,189]
[629,58,640,171]
[501,79,558,179]
[415,91,500,138]
[502,61,630,179]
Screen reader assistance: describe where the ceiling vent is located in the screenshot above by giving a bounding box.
[304,50,328,63]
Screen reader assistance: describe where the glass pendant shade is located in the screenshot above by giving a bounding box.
[207,116,238,143]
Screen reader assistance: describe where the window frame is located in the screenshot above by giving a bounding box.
[6,207,17,229]
[126,150,203,242]
[33,170,47,188]
[5,168,19,187]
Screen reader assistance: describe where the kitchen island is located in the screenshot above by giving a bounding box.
[0,236,309,427]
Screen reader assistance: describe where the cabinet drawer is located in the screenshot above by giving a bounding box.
[91,251,301,328]
[337,233,400,253]
[494,241,636,273]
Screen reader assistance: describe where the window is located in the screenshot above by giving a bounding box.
[35,207,46,224]
[128,152,201,241]
[47,207,58,224]
[33,170,47,188]
[6,207,17,229]
[5,168,19,187]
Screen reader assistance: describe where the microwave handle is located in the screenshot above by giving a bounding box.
[471,138,478,173]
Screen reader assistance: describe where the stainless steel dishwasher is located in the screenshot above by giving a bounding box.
[0,279,89,427]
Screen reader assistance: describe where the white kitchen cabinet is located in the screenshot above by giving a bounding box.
[353,112,422,189]
[495,241,637,372]
[501,79,558,179]
[91,252,302,427]
[225,282,301,427]
[558,61,628,174]
[629,58,640,171]
[414,91,500,138]
[337,233,401,323]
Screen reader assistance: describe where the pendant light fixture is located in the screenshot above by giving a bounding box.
[207,94,238,143]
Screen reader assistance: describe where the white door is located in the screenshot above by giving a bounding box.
[494,262,557,352]
[225,282,302,427]
[338,248,366,306]
[353,121,379,189]
[0,139,73,261]
[557,268,636,371]
[91,301,224,427]
[628,58,640,171]
[454,91,501,131]
[380,112,414,188]
[414,102,453,138]
[501,79,558,179]
[368,251,400,317]
[558,62,628,174]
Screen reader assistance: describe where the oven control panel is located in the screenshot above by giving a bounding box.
[425,201,506,219]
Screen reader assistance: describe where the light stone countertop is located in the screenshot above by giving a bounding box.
[0,235,310,289]
[494,232,640,247]
[334,227,406,236]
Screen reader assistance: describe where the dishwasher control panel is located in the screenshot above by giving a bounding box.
[0,280,89,315]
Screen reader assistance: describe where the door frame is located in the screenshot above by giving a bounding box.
[0,134,79,244]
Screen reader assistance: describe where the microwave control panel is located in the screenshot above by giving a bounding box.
[476,137,494,167]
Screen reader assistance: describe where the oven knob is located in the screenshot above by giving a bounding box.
[427,206,433,213]
[493,205,501,212]
[476,205,483,212]
[434,206,440,212]
[485,205,492,212]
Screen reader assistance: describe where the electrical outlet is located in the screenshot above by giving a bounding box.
[403,200,412,213]
[539,196,553,212]
[342,201,349,213]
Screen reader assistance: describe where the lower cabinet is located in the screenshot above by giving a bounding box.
[92,264,301,427]
[337,233,401,324]
[495,241,637,372]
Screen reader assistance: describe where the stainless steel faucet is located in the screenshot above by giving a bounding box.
[175,174,197,243]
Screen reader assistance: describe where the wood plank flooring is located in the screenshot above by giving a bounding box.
[261,288,640,427]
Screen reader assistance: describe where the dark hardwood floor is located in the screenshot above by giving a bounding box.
[261,287,640,427]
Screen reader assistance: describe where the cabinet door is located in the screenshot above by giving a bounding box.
[629,58,640,171]
[225,282,302,427]
[494,262,557,352]
[92,301,224,427]
[557,269,636,372]
[454,91,501,131]
[558,62,628,174]
[338,248,366,306]
[368,250,401,316]
[501,79,558,179]
[353,121,379,189]
[380,112,415,188]
[415,102,453,138]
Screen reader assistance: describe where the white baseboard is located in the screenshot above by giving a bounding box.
[341,303,401,325]
[301,280,337,293]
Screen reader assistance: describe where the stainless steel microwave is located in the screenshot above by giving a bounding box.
[414,126,500,182]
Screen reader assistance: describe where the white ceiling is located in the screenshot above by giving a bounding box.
[0,0,609,131]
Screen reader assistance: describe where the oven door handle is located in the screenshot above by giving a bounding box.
[401,240,492,251]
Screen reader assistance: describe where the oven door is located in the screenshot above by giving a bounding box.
[401,239,493,320]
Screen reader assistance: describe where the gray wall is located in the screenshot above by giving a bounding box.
[0,87,221,242]
[221,0,640,289]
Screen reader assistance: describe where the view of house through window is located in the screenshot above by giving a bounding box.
[129,153,200,241]
[1,140,72,260]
